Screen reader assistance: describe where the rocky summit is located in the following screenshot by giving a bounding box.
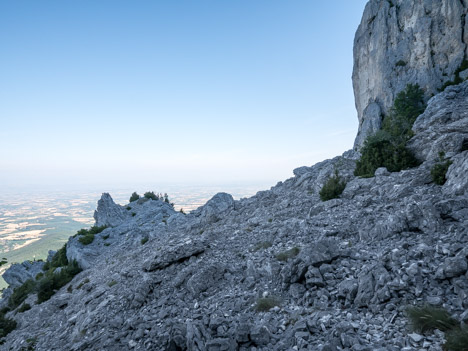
[2,1,468,351]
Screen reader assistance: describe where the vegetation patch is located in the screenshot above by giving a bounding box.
[407,306,458,333]
[396,60,406,67]
[8,245,83,313]
[253,241,272,251]
[74,225,108,246]
[431,152,452,185]
[407,306,468,350]
[37,261,81,303]
[445,327,468,351]
[256,297,280,312]
[319,170,347,201]
[0,313,17,338]
[440,59,468,91]
[108,280,117,287]
[276,247,300,262]
[143,191,175,208]
[17,303,31,313]
[9,279,36,310]
[129,191,141,202]
[355,84,425,177]
[141,237,149,245]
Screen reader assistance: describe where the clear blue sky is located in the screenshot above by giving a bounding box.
[0,0,368,190]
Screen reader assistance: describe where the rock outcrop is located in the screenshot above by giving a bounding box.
[1,261,44,304]
[93,193,128,227]
[353,0,468,148]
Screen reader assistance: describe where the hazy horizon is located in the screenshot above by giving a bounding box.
[1,1,368,190]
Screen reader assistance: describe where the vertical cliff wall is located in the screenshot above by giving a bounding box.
[353,0,468,148]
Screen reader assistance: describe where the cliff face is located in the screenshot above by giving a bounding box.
[353,0,468,148]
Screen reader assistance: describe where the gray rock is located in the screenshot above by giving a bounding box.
[2,260,44,291]
[436,256,468,279]
[94,193,128,227]
[353,0,468,148]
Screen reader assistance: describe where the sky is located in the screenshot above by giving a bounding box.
[0,0,369,191]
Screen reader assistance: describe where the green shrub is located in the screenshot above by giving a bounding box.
[0,313,17,338]
[407,306,458,333]
[256,297,280,312]
[355,84,425,177]
[75,225,107,246]
[431,152,452,185]
[276,247,300,262]
[141,237,149,245]
[0,259,8,267]
[37,260,82,303]
[43,244,68,271]
[144,191,159,201]
[9,279,36,309]
[319,170,347,201]
[78,233,95,245]
[445,327,468,351]
[440,59,468,91]
[17,303,31,313]
[129,192,140,202]
[396,60,407,67]
[108,280,117,287]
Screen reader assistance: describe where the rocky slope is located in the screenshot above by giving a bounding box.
[0,81,467,350]
[2,2,468,350]
[353,0,468,148]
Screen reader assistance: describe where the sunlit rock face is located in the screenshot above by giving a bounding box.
[93,193,128,228]
[353,0,468,148]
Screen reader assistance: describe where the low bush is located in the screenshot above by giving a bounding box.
[144,191,158,201]
[129,192,140,202]
[17,303,31,313]
[445,327,468,351]
[431,152,452,185]
[319,170,347,201]
[43,244,68,271]
[75,225,107,246]
[37,261,82,303]
[9,279,36,310]
[12,245,83,307]
[440,59,468,91]
[396,60,407,67]
[0,313,17,338]
[276,247,300,262]
[78,233,95,245]
[355,84,425,177]
[407,306,458,333]
[141,237,149,245]
[256,297,280,312]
